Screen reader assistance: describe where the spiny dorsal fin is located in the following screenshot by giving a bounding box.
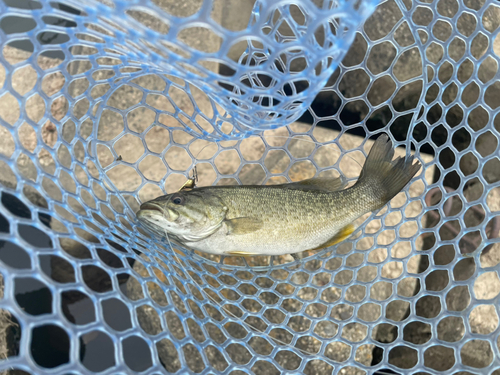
[280,175,347,192]
[225,217,263,235]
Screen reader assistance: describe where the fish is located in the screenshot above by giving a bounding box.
[136,134,421,257]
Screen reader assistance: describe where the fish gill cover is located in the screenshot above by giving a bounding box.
[0,0,499,374]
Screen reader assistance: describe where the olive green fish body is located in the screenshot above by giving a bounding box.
[177,186,370,255]
[136,135,421,256]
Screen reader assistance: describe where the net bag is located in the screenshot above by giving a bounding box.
[0,0,499,373]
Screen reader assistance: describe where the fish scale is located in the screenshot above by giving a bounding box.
[203,187,347,252]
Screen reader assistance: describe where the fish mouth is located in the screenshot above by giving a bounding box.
[138,203,179,222]
[139,202,164,213]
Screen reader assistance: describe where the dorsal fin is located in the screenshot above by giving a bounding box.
[279,175,347,192]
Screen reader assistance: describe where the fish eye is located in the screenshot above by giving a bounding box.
[172,195,184,205]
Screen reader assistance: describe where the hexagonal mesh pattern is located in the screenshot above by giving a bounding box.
[0,0,499,373]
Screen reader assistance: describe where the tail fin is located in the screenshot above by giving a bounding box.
[355,134,421,209]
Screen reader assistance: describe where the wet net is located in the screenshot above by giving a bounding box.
[0,0,499,373]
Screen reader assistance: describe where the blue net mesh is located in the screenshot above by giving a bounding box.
[0,0,499,373]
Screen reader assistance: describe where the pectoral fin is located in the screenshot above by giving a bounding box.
[225,217,263,235]
[312,223,356,250]
[282,176,347,192]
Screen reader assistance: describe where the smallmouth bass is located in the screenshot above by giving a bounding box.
[137,134,421,256]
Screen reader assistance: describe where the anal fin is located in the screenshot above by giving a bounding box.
[312,223,356,251]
